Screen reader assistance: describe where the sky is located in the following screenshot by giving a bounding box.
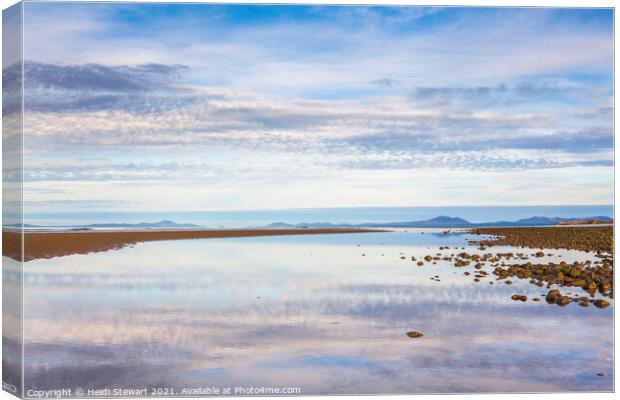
[6,3,614,215]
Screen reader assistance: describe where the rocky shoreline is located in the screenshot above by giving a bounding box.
[469,226,613,253]
[411,226,613,308]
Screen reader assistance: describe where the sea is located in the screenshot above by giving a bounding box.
[11,228,613,394]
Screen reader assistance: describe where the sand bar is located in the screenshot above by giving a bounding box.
[3,228,384,262]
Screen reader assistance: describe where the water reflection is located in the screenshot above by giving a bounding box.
[21,231,613,394]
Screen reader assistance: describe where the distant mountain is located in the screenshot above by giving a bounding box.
[4,220,201,229]
[370,216,472,228]
[263,215,612,229]
[496,216,613,227]
[3,223,39,228]
[5,216,613,231]
[82,220,201,228]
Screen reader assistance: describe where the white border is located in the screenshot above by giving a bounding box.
[0,2,616,400]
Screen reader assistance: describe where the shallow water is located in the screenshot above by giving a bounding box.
[19,229,613,395]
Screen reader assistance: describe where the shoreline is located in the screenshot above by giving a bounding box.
[2,228,385,262]
[468,226,613,253]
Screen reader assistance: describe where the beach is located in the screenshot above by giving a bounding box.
[2,228,382,262]
[16,226,613,393]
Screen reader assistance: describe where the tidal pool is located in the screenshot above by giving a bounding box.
[18,229,613,395]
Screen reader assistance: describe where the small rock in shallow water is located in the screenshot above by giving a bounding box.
[593,299,610,309]
[455,259,470,267]
[511,294,527,302]
[597,373,605,377]
[556,296,570,306]
[546,290,561,303]
[406,331,423,338]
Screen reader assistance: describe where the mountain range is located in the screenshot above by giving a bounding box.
[264,215,613,229]
[5,220,201,229]
[5,216,613,230]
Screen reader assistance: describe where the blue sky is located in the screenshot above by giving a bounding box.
[6,3,614,214]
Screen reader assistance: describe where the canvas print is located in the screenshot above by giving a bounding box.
[2,1,614,397]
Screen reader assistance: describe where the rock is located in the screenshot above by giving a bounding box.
[532,297,540,302]
[556,296,570,306]
[546,290,561,303]
[454,259,470,267]
[417,261,424,266]
[505,280,512,285]
[572,279,586,288]
[511,294,527,302]
[535,251,545,257]
[406,331,423,338]
[584,281,598,293]
[424,255,433,262]
[593,299,610,309]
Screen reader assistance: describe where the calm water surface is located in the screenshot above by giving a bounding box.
[21,230,613,394]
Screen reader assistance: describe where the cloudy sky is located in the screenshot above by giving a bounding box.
[12,3,614,214]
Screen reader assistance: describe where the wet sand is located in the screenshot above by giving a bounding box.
[2,228,383,262]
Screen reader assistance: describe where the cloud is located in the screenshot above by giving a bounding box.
[24,61,188,92]
[19,61,193,113]
[21,5,613,95]
[21,70,612,167]
[410,80,610,108]
[9,5,613,210]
